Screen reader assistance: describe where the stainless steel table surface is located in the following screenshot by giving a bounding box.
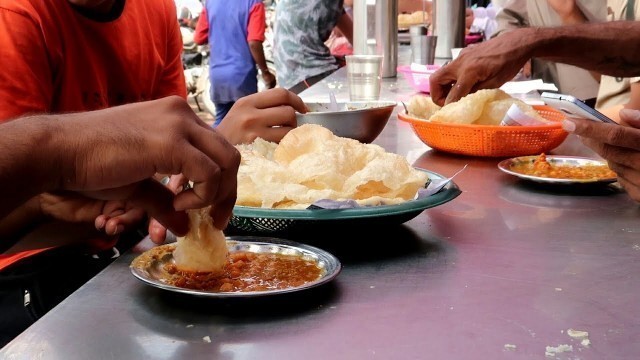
[3,63,640,360]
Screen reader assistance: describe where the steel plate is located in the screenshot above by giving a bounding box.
[130,236,341,298]
[498,155,617,184]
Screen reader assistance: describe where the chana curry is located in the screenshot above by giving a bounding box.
[134,244,323,293]
[512,153,616,180]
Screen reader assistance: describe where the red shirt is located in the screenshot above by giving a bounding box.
[0,0,186,270]
[0,0,186,121]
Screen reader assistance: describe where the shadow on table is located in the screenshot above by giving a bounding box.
[506,178,623,196]
[498,175,627,208]
[229,223,447,266]
[135,278,339,317]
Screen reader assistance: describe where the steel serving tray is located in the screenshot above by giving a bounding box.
[130,236,341,298]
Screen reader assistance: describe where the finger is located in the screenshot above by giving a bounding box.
[605,160,640,192]
[172,148,223,210]
[429,69,455,106]
[127,179,189,236]
[253,88,307,113]
[255,125,296,143]
[210,192,236,230]
[619,108,640,128]
[104,208,146,235]
[172,126,240,211]
[102,201,126,217]
[581,137,640,169]
[617,176,640,202]
[167,174,188,193]
[257,106,297,127]
[445,79,475,105]
[567,118,640,151]
[95,214,108,231]
[146,175,184,244]
[148,218,168,245]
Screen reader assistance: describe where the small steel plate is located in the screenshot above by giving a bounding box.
[498,155,617,184]
[130,236,341,298]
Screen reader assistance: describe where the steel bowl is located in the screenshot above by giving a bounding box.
[296,101,397,143]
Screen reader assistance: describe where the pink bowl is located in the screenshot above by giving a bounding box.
[397,65,441,93]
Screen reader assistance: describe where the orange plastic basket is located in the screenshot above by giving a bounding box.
[398,105,568,157]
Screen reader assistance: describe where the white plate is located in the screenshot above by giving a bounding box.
[498,155,617,184]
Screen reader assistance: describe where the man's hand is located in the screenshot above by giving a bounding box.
[52,96,240,236]
[261,70,276,90]
[563,109,640,201]
[147,175,187,244]
[39,192,145,236]
[429,29,536,106]
[146,89,306,244]
[216,88,307,144]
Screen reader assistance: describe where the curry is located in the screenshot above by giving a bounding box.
[512,153,616,180]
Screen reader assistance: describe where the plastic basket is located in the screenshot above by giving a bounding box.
[397,65,440,93]
[397,105,568,157]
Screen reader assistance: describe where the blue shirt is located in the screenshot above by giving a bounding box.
[206,0,260,103]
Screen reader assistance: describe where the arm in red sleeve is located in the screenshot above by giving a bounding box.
[194,8,209,45]
[247,2,266,42]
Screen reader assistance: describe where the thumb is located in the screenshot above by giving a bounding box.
[127,179,189,237]
[619,108,640,128]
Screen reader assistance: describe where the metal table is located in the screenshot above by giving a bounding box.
[3,58,640,360]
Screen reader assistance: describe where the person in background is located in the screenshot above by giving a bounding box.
[429,21,640,202]
[326,0,354,58]
[0,0,302,345]
[274,0,353,94]
[470,4,501,39]
[174,0,203,28]
[492,0,606,103]
[194,0,276,126]
[596,1,640,121]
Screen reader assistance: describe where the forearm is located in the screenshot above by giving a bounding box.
[0,116,61,220]
[249,41,269,72]
[523,22,640,77]
[335,12,353,45]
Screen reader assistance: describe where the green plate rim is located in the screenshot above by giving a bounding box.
[232,169,461,220]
